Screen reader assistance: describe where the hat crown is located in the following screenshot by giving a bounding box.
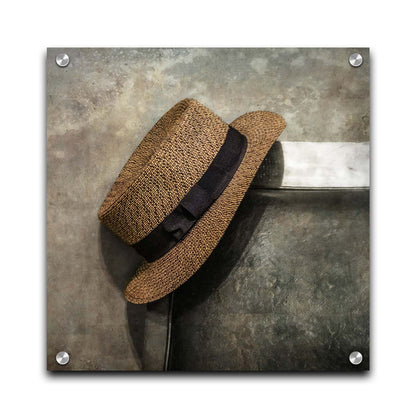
[98,99,229,245]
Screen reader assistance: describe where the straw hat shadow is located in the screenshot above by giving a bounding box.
[171,188,267,315]
[99,224,147,364]
[100,225,143,292]
[99,139,284,366]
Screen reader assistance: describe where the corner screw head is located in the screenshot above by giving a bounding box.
[349,351,363,365]
[56,351,70,365]
[55,53,70,68]
[349,52,363,68]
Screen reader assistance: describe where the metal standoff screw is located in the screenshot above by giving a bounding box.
[55,53,70,68]
[56,351,70,365]
[349,351,363,365]
[349,52,363,68]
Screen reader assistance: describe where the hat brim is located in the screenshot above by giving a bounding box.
[124,111,286,304]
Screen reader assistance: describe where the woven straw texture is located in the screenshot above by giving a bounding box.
[98,99,285,303]
[98,99,228,244]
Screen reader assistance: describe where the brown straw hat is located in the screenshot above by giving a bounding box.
[98,99,285,304]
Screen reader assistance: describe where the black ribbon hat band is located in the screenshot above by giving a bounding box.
[133,126,248,262]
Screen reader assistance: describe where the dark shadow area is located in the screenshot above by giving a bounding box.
[171,189,268,316]
[169,190,269,370]
[250,141,284,188]
[126,302,147,364]
[100,224,144,292]
[100,224,147,366]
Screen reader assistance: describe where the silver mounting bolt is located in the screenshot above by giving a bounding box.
[55,53,70,68]
[349,351,363,365]
[349,53,363,68]
[56,351,70,365]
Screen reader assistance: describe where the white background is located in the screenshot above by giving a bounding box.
[1,1,415,414]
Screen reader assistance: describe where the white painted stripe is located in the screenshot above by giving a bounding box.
[280,142,369,188]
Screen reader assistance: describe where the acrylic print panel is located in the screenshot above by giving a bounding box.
[47,48,369,371]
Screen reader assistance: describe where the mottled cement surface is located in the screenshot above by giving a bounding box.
[169,190,369,371]
[47,48,369,371]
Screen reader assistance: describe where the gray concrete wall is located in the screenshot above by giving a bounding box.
[47,48,369,371]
